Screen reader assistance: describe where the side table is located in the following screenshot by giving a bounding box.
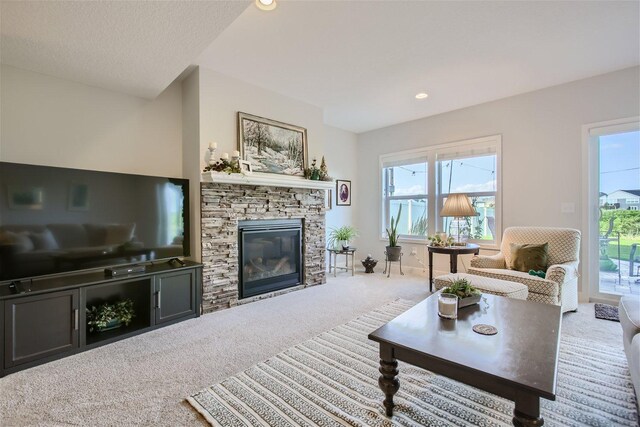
[428,243,480,291]
[327,247,356,277]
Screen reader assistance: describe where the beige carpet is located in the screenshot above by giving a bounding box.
[188,300,637,426]
[0,272,626,426]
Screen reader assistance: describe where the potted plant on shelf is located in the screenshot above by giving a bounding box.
[86,299,135,333]
[327,226,358,250]
[441,277,482,308]
[386,205,403,261]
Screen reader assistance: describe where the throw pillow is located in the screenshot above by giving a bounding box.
[0,231,35,253]
[510,242,549,272]
[29,229,59,251]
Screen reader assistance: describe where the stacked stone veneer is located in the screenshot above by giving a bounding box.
[200,182,326,313]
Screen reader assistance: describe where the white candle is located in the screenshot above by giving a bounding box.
[209,142,217,150]
[233,150,240,157]
[438,295,458,319]
[221,153,229,160]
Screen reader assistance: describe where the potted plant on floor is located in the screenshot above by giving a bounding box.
[386,205,402,261]
[441,277,482,308]
[328,226,358,250]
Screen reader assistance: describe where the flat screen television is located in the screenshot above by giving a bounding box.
[0,162,190,282]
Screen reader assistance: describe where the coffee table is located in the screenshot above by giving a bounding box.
[368,294,561,426]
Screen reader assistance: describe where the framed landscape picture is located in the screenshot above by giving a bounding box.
[68,183,89,211]
[336,180,351,206]
[8,186,44,210]
[238,112,307,176]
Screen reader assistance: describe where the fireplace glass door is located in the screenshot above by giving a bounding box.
[238,220,302,299]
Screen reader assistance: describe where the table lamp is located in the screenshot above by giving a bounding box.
[440,193,477,246]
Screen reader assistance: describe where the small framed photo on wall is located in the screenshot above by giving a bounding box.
[336,179,351,206]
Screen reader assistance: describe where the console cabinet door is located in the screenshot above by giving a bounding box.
[4,290,79,368]
[154,270,196,325]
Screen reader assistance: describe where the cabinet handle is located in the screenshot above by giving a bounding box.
[74,309,79,331]
[157,290,161,309]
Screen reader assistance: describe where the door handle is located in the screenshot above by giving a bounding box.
[74,309,79,331]
[155,291,161,309]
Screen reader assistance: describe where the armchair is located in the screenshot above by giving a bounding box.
[468,227,580,313]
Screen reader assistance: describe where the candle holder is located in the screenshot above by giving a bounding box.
[438,293,458,319]
[207,145,217,166]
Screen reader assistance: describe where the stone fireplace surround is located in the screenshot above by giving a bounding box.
[200,182,326,314]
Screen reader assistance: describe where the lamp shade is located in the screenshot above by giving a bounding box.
[440,193,477,217]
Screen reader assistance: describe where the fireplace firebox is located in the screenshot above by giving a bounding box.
[238,219,303,299]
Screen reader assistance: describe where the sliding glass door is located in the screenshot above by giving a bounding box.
[586,119,640,301]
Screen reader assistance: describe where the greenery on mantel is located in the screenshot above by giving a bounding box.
[304,156,333,181]
[202,159,241,174]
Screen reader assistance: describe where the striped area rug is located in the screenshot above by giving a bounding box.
[187,300,638,426]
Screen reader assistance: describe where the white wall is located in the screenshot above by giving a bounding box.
[191,67,358,262]
[356,66,640,289]
[324,125,358,260]
[181,69,201,259]
[0,65,183,177]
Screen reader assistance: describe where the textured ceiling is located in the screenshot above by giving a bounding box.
[0,1,250,98]
[198,1,640,133]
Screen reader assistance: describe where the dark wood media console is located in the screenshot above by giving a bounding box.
[0,260,202,377]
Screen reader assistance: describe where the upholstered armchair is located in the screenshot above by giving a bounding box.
[468,227,581,313]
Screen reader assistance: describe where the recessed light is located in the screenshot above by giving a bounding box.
[415,92,428,100]
[256,0,277,11]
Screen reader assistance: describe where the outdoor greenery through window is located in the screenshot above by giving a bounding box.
[597,129,640,294]
[383,161,428,238]
[380,136,501,245]
[438,154,497,242]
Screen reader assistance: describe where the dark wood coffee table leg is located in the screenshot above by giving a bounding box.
[513,392,544,426]
[378,345,399,417]
[428,250,433,291]
[450,253,458,273]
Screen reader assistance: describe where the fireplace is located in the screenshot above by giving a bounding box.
[238,219,303,299]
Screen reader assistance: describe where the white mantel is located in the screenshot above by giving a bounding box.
[201,171,335,190]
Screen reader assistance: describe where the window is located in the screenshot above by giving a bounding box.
[380,135,501,246]
[382,159,429,239]
[437,148,498,243]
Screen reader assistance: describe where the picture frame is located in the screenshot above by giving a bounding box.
[336,180,351,206]
[7,186,44,210]
[68,183,89,211]
[238,112,308,176]
[238,159,253,175]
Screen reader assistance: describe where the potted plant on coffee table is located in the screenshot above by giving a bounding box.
[441,277,482,308]
[386,205,403,261]
[327,226,358,250]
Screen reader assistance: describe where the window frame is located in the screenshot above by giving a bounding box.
[379,135,502,249]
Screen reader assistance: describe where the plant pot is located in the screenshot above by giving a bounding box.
[386,245,401,261]
[339,240,350,250]
[458,294,481,308]
[98,318,123,332]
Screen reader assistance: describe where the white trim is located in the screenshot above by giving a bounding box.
[378,134,502,248]
[201,171,335,190]
[581,116,640,303]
